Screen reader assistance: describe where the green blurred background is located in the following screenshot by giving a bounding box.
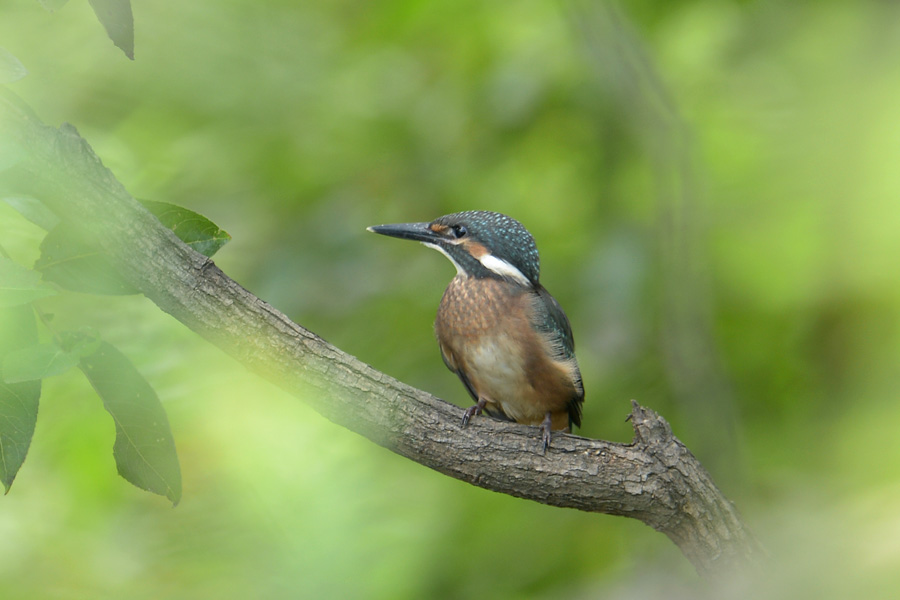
[3,0,900,597]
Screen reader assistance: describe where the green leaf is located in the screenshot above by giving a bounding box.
[2,342,80,383]
[0,304,40,492]
[78,341,181,504]
[35,225,138,295]
[34,202,230,296]
[61,329,103,359]
[0,257,57,307]
[0,48,27,84]
[140,200,231,258]
[0,381,39,492]
[0,134,23,178]
[87,0,134,60]
[3,196,60,230]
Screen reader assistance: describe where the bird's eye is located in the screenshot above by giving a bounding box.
[451,224,467,239]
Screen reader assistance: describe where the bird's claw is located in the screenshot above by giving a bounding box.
[461,398,487,428]
[540,412,553,454]
[541,429,552,454]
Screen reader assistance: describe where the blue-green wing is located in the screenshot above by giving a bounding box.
[532,285,584,428]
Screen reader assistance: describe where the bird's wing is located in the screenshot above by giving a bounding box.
[532,285,585,428]
[438,342,477,402]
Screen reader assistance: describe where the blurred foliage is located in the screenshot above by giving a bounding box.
[2,0,900,597]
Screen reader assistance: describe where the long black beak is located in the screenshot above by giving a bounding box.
[367,222,441,244]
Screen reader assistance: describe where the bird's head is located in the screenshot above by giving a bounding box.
[368,211,540,287]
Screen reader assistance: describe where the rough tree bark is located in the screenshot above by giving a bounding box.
[1,93,763,579]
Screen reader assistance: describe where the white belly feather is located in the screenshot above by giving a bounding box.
[465,334,535,423]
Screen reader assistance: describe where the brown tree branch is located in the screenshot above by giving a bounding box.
[1,93,763,578]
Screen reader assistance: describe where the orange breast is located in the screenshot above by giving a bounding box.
[434,277,578,429]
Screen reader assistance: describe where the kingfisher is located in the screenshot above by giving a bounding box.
[368,211,583,452]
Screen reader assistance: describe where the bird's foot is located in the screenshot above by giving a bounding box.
[461,397,487,428]
[540,412,553,454]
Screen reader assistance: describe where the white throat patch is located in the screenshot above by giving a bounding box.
[422,242,466,277]
[422,241,532,286]
[479,254,531,286]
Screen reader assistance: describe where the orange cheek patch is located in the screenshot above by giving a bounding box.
[463,240,488,257]
[429,224,449,234]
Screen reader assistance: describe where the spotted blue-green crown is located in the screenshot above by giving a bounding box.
[433,211,541,285]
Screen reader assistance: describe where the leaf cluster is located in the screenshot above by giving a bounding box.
[0,107,230,502]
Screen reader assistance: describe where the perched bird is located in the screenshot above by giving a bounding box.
[368,211,583,451]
